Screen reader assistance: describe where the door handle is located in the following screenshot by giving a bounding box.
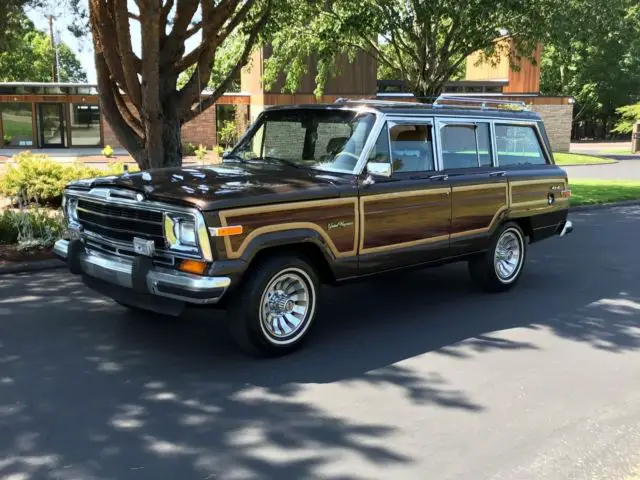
[429,174,449,181]
[489,171,506,177]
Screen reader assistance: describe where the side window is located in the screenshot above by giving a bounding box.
[440,123,493,169]
[495,124,547,166]
[367,123,391,164]
[389,123,435,173]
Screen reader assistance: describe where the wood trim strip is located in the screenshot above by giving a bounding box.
[218,198,359,259]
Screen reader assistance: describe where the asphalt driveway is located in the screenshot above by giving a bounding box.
[0,206,639,480]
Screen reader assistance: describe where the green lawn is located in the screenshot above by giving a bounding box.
[569,179,640,206]
[554,153,616,165]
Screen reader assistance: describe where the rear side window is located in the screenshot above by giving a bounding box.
[495,124,548,166]
[440,122,493,169]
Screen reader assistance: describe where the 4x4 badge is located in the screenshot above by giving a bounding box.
[328,221,354,230]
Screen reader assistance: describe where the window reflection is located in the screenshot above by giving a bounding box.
[70,104,101,146]
[1,103,34,147]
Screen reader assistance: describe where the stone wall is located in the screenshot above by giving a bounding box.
[530,104,574,153]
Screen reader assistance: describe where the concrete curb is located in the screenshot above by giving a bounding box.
[570,199,640,212]
[0,258,65,275]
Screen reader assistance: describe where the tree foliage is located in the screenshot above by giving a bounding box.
[264,0,561,98]
[540,0,640,137]
[89,0,270,169]
[0,12,86,82]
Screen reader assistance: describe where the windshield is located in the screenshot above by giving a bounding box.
[228,109,377,173]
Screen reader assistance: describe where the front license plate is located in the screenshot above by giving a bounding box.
[133,237,155,257]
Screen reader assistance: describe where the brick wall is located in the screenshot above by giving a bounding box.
[530,104,574,153]
[181,105,216,148]
[101,105,218,149]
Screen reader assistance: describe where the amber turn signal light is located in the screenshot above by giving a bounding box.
[177,259,208,275]
[209,225,243,237]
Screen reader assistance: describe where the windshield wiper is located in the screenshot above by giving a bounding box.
[221,152,246,163]
[261,156,303,169]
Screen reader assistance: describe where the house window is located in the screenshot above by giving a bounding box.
[1,103,34,147]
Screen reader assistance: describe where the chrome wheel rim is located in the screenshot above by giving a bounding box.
[259,268,315,345]
[494,229,523,282]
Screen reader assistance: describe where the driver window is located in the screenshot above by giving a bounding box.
[389,123,435,172]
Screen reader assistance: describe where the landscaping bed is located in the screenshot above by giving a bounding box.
[0,243,54,265]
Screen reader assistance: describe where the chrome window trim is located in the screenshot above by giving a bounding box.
[435,118,495,169]
[63,188,213,262]
[231,107,552,175]
[383,116,436,175]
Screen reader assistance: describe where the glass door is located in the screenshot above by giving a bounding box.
[38,103,66,147]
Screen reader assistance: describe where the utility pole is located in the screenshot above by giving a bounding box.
[48,15,58,82]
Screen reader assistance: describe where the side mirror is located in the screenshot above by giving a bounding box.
[366,162,392,178]
[222,151,230,159]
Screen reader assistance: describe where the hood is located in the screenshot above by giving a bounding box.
[67,162,352,210]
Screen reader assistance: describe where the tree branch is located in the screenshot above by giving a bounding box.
[181,8,269,123]
[94,52,143,157]
[114,0,142,111]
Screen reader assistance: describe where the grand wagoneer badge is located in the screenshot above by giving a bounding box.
[328,221,354,230]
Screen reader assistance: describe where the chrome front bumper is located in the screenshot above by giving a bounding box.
[559,220,573,237]
[53,239,230,305]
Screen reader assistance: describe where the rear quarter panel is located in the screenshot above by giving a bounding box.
[507,165,570,240]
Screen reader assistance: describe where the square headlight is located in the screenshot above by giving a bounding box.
[63,196,78,222]
[164,214,198,248]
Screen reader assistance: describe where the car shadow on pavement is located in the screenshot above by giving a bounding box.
[0,207,639,478]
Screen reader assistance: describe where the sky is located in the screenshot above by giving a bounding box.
[25,0,202,85]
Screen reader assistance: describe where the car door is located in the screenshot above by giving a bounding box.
[436,118,509,256]
[358,117,452,274]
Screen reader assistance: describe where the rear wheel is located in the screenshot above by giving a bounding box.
[468,222,527,293]
[227,254,320,357]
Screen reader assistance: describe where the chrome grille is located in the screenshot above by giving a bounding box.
[77,199,165,249]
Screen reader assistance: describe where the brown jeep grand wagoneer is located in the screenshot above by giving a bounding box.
[54,96,573,357]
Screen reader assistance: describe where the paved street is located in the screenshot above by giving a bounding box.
[1,207,639,480]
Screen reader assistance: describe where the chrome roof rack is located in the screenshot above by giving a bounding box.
[334,98,425,107]
[433,94,529,111]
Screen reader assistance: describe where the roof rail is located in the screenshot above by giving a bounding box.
[334,97,425,107]
[433,94,529,111]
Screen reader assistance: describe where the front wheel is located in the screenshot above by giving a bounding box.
[468,222,527,293]
[227,255,320,357]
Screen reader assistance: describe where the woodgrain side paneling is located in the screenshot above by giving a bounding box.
[451,184,508,236]
[360,189,450,253]
[219,198,359,259]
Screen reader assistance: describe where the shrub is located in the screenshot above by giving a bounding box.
[102,145,114,158]
[218,120,237,147]
[213,145,225,157]
[613,103,640,135]
[182,142,197,156]
[0,151,133,206]
[195,144,208,162]
[0,207,64,250]
[3,134,12,146]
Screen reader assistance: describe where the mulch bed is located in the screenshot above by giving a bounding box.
[0,244,54,265]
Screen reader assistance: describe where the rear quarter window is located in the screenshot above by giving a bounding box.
[495,124,548,166]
